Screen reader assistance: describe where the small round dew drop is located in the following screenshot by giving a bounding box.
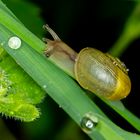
[8,36,21,49]
[80,112,98,133]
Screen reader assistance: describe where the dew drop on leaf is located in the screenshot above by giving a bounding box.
[81,112,98,133]
[8,36,21,49]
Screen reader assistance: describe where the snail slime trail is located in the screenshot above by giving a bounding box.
[43,25,131,100]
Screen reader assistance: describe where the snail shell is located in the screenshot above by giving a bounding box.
[74,47,131,100]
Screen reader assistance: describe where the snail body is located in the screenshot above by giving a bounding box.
[44,25,131,100]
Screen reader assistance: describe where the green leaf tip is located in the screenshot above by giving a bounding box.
[0,48,44,122]
[0,65,40,122]
[0,97,40,122]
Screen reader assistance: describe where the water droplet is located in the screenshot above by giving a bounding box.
[0,42,5,46]
[81,112,98,133]
[75,58,78,62]
[43,85,47,89]
[0,68,12,96]
[8,36,21,49]
[59,105,62,108]
[10,111,14,115]
[126,68,129,72]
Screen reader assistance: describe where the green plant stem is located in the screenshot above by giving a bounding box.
[102,99,140,131]
[109,32,133,57]
[109,2,140,56]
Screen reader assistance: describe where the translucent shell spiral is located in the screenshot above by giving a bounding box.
[74,47,131,100]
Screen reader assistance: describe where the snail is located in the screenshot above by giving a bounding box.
[43,25,131,100]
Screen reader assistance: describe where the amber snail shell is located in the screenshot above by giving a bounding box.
[74,47,131,100]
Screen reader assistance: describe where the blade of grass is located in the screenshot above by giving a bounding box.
[109,2,140,56]
[101,99,140,131]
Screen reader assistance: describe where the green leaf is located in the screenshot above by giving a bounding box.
[0,48,45,104]
[0,96,40,122]
[0,47,45,121]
